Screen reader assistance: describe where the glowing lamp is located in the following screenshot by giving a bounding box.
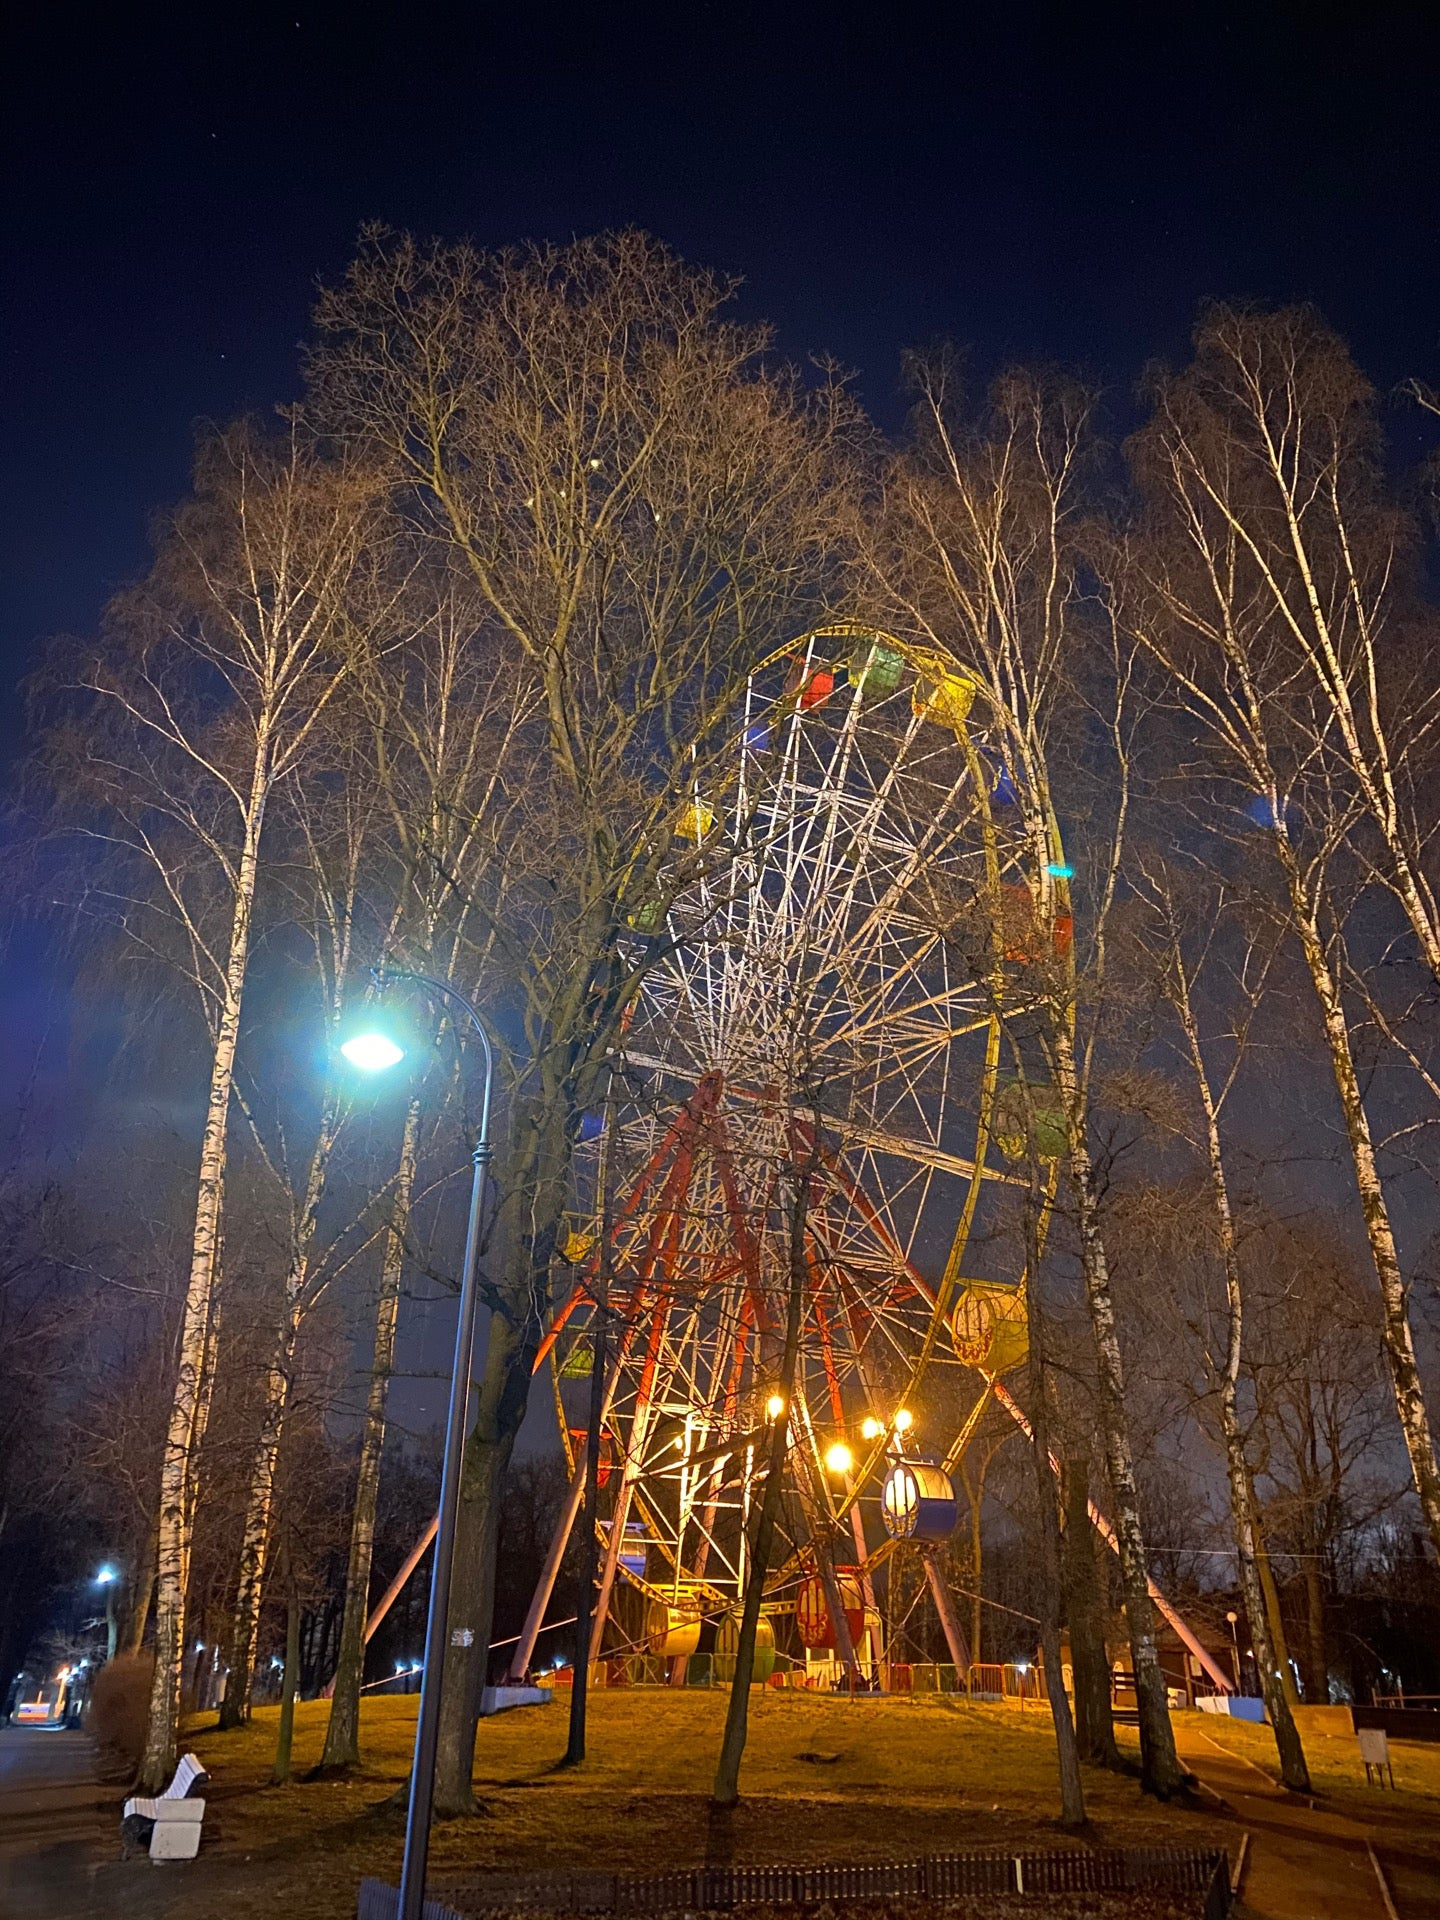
[893,1408,914,1433]
[766,1393,786,1420]
[341,1031,405,1072]
[95,1564,119,1585]
[860,1416,883,1441]
[825,1442,854,1475]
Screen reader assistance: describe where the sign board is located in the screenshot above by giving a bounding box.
[1357,1727,1389,1765]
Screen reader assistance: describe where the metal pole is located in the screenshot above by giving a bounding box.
[391,977,494,1920]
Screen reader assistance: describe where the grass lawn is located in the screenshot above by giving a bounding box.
[106,1690,1241,1919]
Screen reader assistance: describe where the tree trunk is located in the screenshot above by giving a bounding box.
[121,1521,158,1658]
[271,1583,301,1786]
[430,1310,529,1815]
[1022,1205,1085,1829]
[713,1163,810,1808]
[1062,1460,1120,1769]
[430,1106,568,1817]
[1250,1492,1300,1709]
[565,1075,616,1767]
[966,1466,984,1667]
[1303,1558,1327,1704]
[1285,873,1440,1558]
[1051,1026,1185,1797]
[321,1095,420,1773]
[218,1326,296,1730]
[220,1098,339,1730]
[1169,935,1309,1789]
[140,786,266,1791]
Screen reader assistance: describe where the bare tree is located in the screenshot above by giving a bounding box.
[306,230,855,1811]
[1243,1219,1402,1701]
[1135,863,1310,1788]
[1131,316,1440,1558]
[869,363,1188,1795]
[30,423,382,1786]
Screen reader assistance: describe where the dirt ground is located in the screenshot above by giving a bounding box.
[45,1692,1440,1919]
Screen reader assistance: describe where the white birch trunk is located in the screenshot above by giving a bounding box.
[1049,1020,1186,1796]
[1169,950,1310,1790]
[218,1096,340,1729]
[320,1094,421,1771]
[139,754,268,1791]
[1282,861,1440,1555]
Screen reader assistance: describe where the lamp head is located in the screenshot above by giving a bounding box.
[341,1031,406,1073]
[825,1442,854,1475]
[95,1565,118,1586]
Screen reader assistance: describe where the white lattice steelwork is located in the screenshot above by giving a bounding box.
[538,629,1036,1649]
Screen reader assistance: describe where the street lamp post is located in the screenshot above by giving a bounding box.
[1225,1610,1242,1693]
[342,971,495,1920]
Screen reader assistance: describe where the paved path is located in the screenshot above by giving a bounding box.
[1172,1717,1401,1919]
[0,1726,116,1917]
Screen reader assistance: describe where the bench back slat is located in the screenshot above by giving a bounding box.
[165,1753,208,1799]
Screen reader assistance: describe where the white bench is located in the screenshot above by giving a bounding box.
[123,1751,209,1860]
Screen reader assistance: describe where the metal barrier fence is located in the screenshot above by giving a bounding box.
[393,1844,1230,1917]
[549,1656,1050,1698]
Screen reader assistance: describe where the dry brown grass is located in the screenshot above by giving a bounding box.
[99,1690,1236,1919]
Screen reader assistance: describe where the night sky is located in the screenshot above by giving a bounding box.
[6,2,1440,770]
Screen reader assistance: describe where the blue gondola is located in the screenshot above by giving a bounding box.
[881,1460,960,1542]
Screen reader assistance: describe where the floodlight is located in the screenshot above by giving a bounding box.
[825,1442,854,1475]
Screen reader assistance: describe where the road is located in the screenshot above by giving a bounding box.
[0,1725,116,1917]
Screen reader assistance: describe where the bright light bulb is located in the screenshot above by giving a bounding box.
[766,1393,786,1420]
[893,1408,914,1433]
[825,1442,854,1475]
[95,1564,118,1585]
[341,1032,405,1072]
[861,1416,882,1441]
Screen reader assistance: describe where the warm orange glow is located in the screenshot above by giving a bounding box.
[766,1393,786,1420]
[825,1442,854,1475]
[894,1408,914,1432]
[860,1415,883,1440]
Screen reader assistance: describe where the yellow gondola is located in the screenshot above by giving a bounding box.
[951,1281,1029,1373]
[913,668,978,730]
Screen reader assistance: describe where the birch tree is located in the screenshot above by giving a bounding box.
[1135,863,1310,1788]
[869,364,1189,1794]
[320,581,531,1772]
[32,423,380,1786]
[1131,326,1440,1558]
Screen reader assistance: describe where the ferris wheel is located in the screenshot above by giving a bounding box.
[508,626,1062,1678]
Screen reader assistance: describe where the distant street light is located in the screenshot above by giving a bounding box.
[342,970,495,1920]
[1225,1610,1242,1692]
[95,1565,120,1662]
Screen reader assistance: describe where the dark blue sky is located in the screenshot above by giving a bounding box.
[5,1,1440,768]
